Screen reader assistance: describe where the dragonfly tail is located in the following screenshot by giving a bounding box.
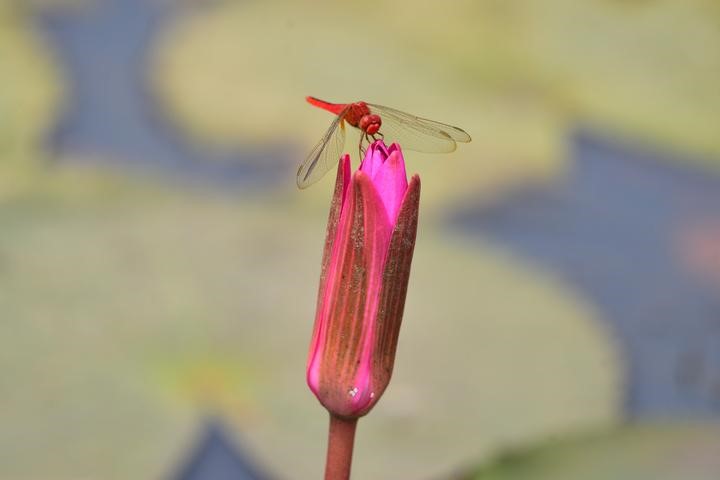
[306,96,347,115]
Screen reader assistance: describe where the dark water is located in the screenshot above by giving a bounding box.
[171,419,274,480]
[35,0,290,186]
[454,129,720,417]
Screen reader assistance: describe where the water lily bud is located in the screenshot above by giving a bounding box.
[307,141,420,418]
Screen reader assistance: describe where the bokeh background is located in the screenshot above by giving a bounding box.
[2,0,719,479]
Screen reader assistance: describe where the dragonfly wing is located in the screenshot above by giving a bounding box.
[368,103,471,153]
[297,107,348,189]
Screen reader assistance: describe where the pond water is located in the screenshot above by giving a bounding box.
[454,129,720,417]
[35,0,290,186]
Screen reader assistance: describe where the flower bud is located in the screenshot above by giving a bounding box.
[307,141,420,418]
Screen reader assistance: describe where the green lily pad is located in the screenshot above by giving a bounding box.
[466,423,720,480]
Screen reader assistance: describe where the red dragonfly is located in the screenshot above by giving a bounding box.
[298,96,471,189]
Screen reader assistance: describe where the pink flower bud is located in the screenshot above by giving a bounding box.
[306,141,420,418]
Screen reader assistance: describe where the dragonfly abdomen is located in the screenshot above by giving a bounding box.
[306,96,347,115]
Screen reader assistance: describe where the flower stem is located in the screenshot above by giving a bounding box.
[324,414,358,480]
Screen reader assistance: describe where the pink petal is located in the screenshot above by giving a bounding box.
[348,171,394,412]
[360,141,388,179]
[307,155,352,393]
[370,150,408,226]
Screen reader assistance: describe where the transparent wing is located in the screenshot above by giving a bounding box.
[297,107,348,189]
[368,103,471,153]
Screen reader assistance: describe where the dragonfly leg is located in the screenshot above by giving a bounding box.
[367,132,385,147]
[362,132,376,157]
[358,137,366,160]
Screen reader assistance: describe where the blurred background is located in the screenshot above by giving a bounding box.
[1,0,719,478]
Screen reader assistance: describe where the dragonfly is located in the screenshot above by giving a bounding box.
[297,96,471,189]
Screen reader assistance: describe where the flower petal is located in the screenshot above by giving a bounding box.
[309,169,394,416]
[372,174,420,392]
[371,149,408,225]
[307,155,351,390]
[346,171,394,413]
[360,141,388,179]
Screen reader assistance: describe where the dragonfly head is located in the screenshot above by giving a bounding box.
[359,114,382,135]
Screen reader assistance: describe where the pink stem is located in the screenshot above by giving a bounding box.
[324,414,358,480]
